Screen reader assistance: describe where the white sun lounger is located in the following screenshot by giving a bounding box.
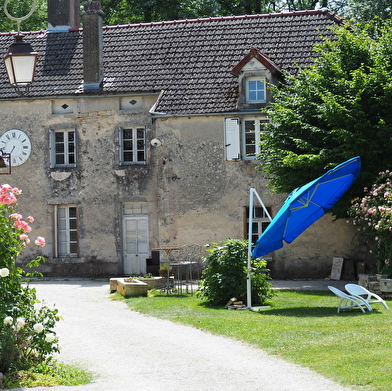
[345,283,389,310]
[328,286,373,313]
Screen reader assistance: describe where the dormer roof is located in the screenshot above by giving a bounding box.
[231,48,282,77]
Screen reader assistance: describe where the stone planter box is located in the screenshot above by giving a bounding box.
[137,277,170,289]
[110,277,173,297]
[380,279,392,293]
[110,278,148,298]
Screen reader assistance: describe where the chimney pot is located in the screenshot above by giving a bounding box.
[48,0,80,32]
[83,1,105,90]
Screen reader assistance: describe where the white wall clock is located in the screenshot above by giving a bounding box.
[0,129,32,167]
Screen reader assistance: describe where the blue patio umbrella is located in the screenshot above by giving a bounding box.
[252,156,361,258]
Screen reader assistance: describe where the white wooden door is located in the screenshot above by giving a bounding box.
[123,217,148,275]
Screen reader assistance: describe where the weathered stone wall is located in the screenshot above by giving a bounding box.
[0,96,367,278]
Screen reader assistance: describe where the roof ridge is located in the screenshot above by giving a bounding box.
[0,9,344,36]
[102,9,338,30]
[0,29,48,37]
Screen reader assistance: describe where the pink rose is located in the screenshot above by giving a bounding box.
[9,213,22,220]
[34,236,46,247]
[14,220,32,233]
[0,192,16,205]
[27,216,34,223]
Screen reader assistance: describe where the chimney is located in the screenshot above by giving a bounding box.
[48,0,80,32]
[83,1,104,91]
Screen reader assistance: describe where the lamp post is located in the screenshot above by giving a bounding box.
[3,0,38,95]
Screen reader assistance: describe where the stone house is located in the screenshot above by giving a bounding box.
[0,1,363,278]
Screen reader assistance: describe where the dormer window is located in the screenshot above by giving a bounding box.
[231,48,282,110]
[247,77,266,103]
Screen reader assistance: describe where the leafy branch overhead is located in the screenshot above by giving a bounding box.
[258,20,392,218]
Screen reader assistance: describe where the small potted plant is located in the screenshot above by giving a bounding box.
[159,263,171,277]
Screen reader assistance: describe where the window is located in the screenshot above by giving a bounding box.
[245,206,272,247]
[244,118,269,159]
[224,118,269,160]
[246,77,266,103]
[55,205,78,257]
[120,127,146,164]
[50,129,76,168]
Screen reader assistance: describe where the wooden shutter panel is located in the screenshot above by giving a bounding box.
[225,118,241,160]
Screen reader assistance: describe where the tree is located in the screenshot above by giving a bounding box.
[0,0,47,32]
[257,20,392,219]
[344,0,392,25]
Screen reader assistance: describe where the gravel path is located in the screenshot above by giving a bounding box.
[8,280,352,391]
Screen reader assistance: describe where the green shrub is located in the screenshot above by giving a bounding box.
[196,239,274,305]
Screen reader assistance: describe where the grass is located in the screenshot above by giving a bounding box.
[2,363,94,389]
[113,289,392,391]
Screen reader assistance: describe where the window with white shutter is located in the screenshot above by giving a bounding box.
[224,118,241,161]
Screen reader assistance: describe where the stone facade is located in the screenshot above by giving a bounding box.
[0,95,363,279]
[0,3,365,278]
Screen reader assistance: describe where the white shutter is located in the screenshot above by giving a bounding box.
[49,130,55,168]
[224,118,241,160]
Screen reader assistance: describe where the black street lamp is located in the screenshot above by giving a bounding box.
[3,0,38,95]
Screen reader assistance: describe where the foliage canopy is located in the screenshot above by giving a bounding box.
[258,20,392,218]
[1,0,391,32]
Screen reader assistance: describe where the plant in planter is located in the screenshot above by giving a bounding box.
[348,170,392,277]
[159,263,172,277]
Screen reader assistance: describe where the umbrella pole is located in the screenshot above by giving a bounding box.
[247,188,273,309]
[247,189,255,308]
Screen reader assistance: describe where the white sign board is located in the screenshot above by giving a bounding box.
[330,257,344,280]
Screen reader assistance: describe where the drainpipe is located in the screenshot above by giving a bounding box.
[48,0,80,32]
[82,1,104,91]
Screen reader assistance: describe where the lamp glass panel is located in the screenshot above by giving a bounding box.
[11,55,36,84]
[4,56,15,85]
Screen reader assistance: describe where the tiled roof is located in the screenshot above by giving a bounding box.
[0,9,344,115]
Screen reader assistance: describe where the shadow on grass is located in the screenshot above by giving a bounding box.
[258,306,376,317]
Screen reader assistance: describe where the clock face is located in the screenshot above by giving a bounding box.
[0,129,32,167]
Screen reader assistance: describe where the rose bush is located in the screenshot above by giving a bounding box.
[0,184,60,374]
[348,171,392,277]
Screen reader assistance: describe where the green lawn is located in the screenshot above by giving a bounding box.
[115,289,392,391]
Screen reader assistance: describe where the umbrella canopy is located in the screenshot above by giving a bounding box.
[252,156,361,258]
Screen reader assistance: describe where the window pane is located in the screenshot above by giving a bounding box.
[123,140,132,150]
[69,207,77,217]
[58,243,67,256]
[123,129,133,139]
[136,128,144,138]
[58,219,66,230]
[55,144,65,153]
[69,220,77,230]
[137,151,145,161]
[56,155,65,165]
[246,144,256,155]
[124,152,133,161]
[55,132,64,142]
